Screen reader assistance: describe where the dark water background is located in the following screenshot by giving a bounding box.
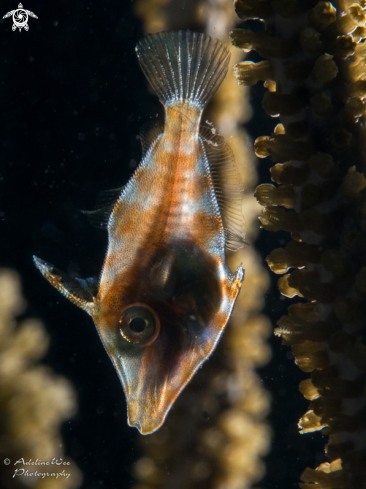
[0,1,325,487]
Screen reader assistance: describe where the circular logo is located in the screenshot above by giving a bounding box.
[3,459,10,465]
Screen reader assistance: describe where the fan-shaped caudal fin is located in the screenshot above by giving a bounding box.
[136,31,230,109]
[33,256,96,315]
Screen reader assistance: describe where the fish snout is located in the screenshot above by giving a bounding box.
[127,400,166,435]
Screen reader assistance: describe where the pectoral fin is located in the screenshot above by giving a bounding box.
[82,186,125,229]
[33,256,97,314]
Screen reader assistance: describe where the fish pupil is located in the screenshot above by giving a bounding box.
[119,303,160,346]
[129,317,147,333]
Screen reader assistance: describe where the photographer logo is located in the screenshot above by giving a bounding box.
[3,3,38,31]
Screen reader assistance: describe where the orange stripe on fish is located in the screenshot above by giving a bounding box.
[34,30,245,435]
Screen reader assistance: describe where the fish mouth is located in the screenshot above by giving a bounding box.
[127,404,166,435]
[106,336,209,436]
[129,419,142,433]
[120,352,197,435]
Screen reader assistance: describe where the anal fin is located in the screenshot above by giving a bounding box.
[200,125,246,252]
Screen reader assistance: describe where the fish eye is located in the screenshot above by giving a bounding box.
[119,303,160,346]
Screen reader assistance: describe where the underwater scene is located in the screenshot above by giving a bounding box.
[1,0,364,488]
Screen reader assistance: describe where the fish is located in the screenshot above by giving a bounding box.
[33,30,245,435]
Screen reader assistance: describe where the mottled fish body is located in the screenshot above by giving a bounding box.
[34,31,245,434]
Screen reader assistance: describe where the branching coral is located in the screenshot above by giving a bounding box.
[0,269,81,489]
[232,0,366,487]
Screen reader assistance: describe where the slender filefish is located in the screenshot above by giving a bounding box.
[34,31,245,434]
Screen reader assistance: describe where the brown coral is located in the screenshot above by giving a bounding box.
[0,269,81,489]
[232,0,366,487]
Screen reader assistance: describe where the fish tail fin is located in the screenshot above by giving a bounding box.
[136,31,230,108]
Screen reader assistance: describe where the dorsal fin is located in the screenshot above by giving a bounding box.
[140,120,163,157]
[95,187,124,208]
[82,186,124,229]
[200,125,246,251]
[33,256,97,314]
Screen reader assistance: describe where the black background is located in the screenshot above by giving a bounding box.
[0,1,325,488]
